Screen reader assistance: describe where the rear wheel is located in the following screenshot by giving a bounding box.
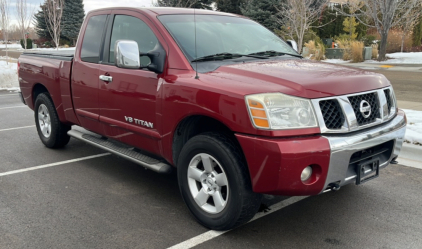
[177,132,262,230]
[34,93,71,148]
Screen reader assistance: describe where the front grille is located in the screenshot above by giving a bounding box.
[384,89,392,115]
[348,92,380,126]
[319,99,344,129]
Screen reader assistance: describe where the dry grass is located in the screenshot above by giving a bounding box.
[304,40,325,61]
[371,44,378,60]
[350,41,364,63]
[336,39,351,60]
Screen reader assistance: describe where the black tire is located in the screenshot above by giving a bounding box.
[34,93,71,148]
[177,132,262,230]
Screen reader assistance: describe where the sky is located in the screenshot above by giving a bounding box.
[7,0,156,25]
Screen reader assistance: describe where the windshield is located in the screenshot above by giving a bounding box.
[158,14,298,62]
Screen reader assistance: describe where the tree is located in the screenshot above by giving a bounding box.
[241,0,279,32]
[215,0,245,15]
[347,0,421,61]
[16,0,35,50]
[44,0,64,50]
[154,0,212,9]
[343,17,358,39]
[276,0,330,53]
[0,0,10,64]
[414,17,422,46]
[61,0,84,46]
[33,3,51,40]
[397,8,421,52]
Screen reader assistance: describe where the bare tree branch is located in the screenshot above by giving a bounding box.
[339,0,422,61]
[0,0,10,63]
[16,0,35,50]
[275,0,330,54]
[44,0,64,50]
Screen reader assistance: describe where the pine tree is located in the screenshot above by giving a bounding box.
[155,0,212,9]
[413,17,422,47]
[215,0,245,15]
[240,0,279,32]
[61,0,85,46]
[33,4,51,40]
[343,17,359,39]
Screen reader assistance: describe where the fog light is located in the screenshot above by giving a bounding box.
[301,166,312,182]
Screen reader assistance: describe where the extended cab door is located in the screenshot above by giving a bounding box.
[98,12,165,155]
[72,11,110,134]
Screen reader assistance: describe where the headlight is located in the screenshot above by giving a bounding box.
[245,93,318,130]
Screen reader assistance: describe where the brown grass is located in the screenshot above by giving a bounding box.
[304,40,325,61]
[350,41,364,63]
[335,39,351,61]
[371,44,378,60]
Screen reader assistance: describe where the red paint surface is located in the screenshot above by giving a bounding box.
[236,134,331,195]
[18,7,391,195]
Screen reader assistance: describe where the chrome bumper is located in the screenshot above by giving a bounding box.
[321,110,406,192]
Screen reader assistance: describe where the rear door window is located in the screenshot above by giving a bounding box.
[81,15,107,63]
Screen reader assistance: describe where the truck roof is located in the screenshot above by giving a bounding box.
[88,7,238,17]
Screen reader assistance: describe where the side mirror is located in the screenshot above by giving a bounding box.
[140,43,166,74]
[115,40,141,69]
[286,40,298,52]
[115,40,166,74]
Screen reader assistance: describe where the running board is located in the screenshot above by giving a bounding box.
[68,129,172,174]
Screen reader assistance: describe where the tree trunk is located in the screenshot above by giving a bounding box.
[378,32,388,61]
[401,32,405,53]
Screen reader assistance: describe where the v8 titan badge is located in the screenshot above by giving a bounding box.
[125,116,154,129]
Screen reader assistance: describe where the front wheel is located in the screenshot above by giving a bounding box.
[177,132,262,230]
[34,93,71,148]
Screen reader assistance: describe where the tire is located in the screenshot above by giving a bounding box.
[34,93,71,148]
[177,132,262,230]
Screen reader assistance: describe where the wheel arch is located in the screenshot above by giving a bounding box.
[32,83,49,106]
[172,115,245,168]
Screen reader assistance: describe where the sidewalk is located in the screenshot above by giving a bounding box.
[398,100,422,111]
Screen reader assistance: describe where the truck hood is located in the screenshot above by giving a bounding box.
[205,59,390,99]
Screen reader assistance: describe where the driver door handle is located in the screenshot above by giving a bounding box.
[99,75,113,83]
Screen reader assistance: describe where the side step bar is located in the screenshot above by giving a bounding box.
[68,129,172,174]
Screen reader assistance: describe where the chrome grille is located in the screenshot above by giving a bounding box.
[348,92,380,125]
[384,89,392,115]
[312,87,396,134]
[319,99,344,129]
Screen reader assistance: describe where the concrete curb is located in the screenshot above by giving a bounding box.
[398,143,422,169]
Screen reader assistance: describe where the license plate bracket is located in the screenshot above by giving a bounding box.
[356,157,380,185]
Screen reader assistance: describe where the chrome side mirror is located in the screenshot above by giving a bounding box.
[286,40,298,52]
[115,40,140,69]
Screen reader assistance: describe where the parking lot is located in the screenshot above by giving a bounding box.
[1,88,422,249]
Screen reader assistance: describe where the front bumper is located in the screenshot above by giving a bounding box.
[235,110,406,196]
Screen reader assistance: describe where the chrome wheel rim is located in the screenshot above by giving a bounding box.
[38,104,51,138]
[187,153,229,214]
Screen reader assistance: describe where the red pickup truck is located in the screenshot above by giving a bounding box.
[18,7,406,230]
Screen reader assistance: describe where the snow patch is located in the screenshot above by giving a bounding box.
[322,59,351,64]
[403,109,422,146]
[0,61,18,90]
[0,44,22,49]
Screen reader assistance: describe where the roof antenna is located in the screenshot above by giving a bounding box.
[194,8,199,79]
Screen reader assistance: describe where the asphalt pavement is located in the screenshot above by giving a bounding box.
[1,71,422,248]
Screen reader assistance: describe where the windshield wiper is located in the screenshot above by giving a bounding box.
[191,52,268,62]
[249,50,303,58]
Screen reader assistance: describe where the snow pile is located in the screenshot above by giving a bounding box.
[0,61,18,90]
[367,52,422,64]
[0,44,22,49]
[404,109,422,145]
[16,47,76,51]
[322,59,351,64]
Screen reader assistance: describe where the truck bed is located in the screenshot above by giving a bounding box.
[22,49,75,61]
